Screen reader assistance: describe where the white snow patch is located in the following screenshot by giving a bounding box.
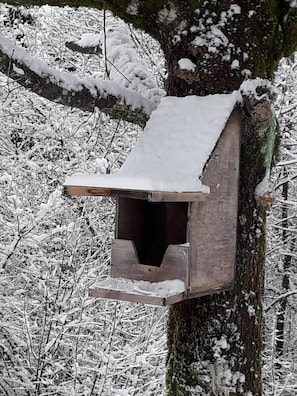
[178,58,196,71]
[232,371,245,385]
[190,7,246,63]
[284,0,297,7]
[172,34,181,44]
[12,64,25,75]
[247,305,256,317]
[126,0,140,15]
[94,158,108,174]
[158,4,178,23]
[255,171,270,199]
[240,78,277,100]
[230,4,241,14]
[74,33,101,48]
[32,189,64,228]
[93,278,185,298]
[241,69,252,77]
[112,390,132,396]
[213,336,229,358]
[243,52,249,61]
[231,59,240,69]
[210,363,246,394]
[65,92,238,193]
[191,11,232,52]
[102,18,165,105]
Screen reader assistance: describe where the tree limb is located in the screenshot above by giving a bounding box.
[65,19,165,105]
[1,1,165,41]
[0,34,155,126]
[65,40,102,55]
[265,289,297,312]
[100,17,165,105]
[65,32,102,54]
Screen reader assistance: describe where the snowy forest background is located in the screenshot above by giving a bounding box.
[0,5,296,395]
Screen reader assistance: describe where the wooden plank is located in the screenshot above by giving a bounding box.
[116,199,188,266]
[188,108,241,296]
[64,185,149,200]
[89,277,186,305]
[149,191,208,202]
[111,239,189,284]
[185,282,234,301]
[89,287,186,305]
[89,287,168,305]
[64,185,208,202]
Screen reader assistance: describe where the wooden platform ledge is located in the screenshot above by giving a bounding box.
[89,278,186,306]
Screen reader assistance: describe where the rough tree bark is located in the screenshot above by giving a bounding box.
[1,1,297,395]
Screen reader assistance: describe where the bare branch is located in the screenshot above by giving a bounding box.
[265,290,297,312]
[0,34,155,126]
[65,41,102,55]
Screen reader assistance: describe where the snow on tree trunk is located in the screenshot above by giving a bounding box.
[154,2,283,395]
[166,88,276,395]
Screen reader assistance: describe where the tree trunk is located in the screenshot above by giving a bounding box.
[159,2,281,395]
[166,96,271,395]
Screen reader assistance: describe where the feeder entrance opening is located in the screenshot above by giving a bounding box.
[117,198,188,266]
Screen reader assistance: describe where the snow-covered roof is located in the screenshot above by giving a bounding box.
[65,92,238,194]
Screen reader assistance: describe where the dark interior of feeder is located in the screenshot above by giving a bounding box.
[116,197,188,266]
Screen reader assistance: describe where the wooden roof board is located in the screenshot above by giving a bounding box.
[64,93,239,197]
[64,185,209,202]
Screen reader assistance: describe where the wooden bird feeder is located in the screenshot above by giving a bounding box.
[64,93,241,305]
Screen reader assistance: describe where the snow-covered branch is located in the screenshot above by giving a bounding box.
[0,34,156,126]
[66,18,165,106]
[101,17,165,105]
[66,34,102,54]
[265,290,297,312]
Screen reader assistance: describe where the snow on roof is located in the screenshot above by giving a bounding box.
[65,92,238,193]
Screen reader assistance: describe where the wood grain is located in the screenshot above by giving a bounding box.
[89,287,186,306]
[111,239,189,284]
[188,108,241,296]
[64,185,208,202]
